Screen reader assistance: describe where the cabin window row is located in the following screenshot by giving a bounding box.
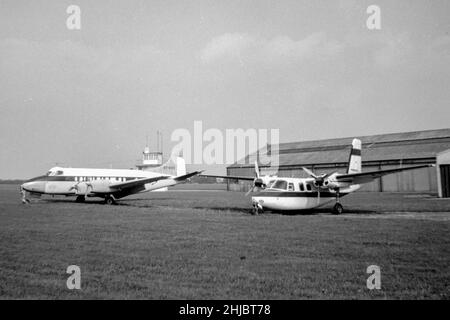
[270,180,314,192]
[74,176,128,182]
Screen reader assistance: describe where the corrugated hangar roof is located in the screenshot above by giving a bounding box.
[230,128,450,168]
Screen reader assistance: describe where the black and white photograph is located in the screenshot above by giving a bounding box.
[0,0,449,304]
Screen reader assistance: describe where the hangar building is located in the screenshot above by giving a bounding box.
[226,128,450,196]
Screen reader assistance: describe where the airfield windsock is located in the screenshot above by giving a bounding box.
[347,138,362,174]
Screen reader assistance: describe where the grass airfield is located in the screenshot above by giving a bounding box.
[0,184,449,299]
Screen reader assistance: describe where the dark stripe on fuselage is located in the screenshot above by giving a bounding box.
[254,191,349,198]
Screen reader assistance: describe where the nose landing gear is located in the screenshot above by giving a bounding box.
[20,187,30,204]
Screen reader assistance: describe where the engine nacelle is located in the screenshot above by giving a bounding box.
[322,179,344,190]
[254,178,265,188]
[89,180,112,193]
[313,179,328,188]
[73,180,111,195]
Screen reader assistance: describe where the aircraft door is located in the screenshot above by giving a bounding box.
[440,165,450,198]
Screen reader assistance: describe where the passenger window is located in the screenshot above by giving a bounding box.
[288,183,294,191]
[299,183,305,191]
[306,183,312,191]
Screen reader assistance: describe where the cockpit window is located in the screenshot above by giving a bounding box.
[271,180,288,190]
[47,168,63,176]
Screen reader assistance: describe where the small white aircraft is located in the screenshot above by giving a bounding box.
[201,139,433,214]
[21,156,202,205]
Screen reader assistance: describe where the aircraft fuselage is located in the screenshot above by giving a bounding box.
[22,167,175,199]
[251,177,360,211]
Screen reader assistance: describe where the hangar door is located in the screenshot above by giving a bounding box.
[440,165,450,198]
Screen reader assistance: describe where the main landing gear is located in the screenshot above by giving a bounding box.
[332,203,343,215]
[75,195,85,203]
[332,189,344,215]
[104,195,117,205]
[252,201,264,215]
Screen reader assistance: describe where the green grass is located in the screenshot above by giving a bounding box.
[0,185,449,299]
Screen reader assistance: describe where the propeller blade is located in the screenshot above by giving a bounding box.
[245,186,254,196]
[85,182,92,197]
[322,171,335,180]
[302,167,318,179]
[254,161,260,178]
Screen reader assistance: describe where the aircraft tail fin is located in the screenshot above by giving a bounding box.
[148,156,186,177]
[175,157,186,176]
[347,139,362,174]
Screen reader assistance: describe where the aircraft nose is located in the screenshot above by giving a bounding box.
[21,181,46,193]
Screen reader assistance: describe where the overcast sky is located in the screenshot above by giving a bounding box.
[1,0,449,178]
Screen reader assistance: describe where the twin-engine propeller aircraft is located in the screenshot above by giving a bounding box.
[21,157,202,205]
[201,139,433,214]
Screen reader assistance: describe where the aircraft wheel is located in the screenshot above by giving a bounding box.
[104,196,116,205]
[252,203,263,215]
[75,196,85,203]
[332,203,343,215]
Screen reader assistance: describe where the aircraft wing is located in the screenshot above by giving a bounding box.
[335,164,433,184]
[109,176,171,191]
[108,171,203,191]
[173,171,204,182]
[199,174,255,181]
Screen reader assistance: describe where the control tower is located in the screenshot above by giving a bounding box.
[136,131,164,171]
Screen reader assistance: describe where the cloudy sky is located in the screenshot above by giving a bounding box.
[0,0,449,178]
